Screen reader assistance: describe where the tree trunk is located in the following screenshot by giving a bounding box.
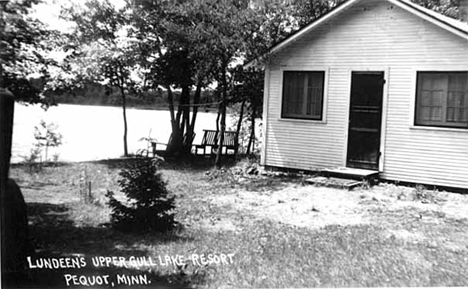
[189,81,203,133]
[167,85,191,155]
[120,86,128,157]
[215,99,221,132]
[183,81,203,154]
[236,99,246,134]
[215,99,226,167]
[167,86,177,131]
[215,62,228,167]
[236,99,246,153]
[246,106,256,155]
[164,86,180,155]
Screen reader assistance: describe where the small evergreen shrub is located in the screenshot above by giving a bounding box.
[106,158,177,233]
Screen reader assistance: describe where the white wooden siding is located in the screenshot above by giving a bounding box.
[264,0,468,188]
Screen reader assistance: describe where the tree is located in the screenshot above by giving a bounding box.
[61,0,139,156]
[129,0,217,157]
[231,66,264,155]
[291,0,347,28]
[1,0,60,106]
[106,158,177,233]
[410,0,459,19]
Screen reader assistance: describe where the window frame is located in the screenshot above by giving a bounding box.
[280,68,327,122]
[414,71,468,129]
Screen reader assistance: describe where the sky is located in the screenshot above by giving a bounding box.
[31,0,126,32]
[31,0,69,32]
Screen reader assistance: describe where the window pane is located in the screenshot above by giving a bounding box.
[431,74,446,91]
[459,108,466,122]
[431,107,441,121]
[307,72,323,117]
[447,107,455,122]
[449,74,466,91]
[447,74,468,123]
[282,71,324,120]
[431,91,443,106]
[420,91,432,106]
[283,72,302,115]
[416,72,468,128]
[420,107,431,121]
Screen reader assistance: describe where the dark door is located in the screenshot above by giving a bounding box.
[346,72,385,170]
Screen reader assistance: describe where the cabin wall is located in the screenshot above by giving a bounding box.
[264,0,468,188]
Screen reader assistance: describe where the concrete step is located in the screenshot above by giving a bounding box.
[322,167,379,180]
[305,176,363,190]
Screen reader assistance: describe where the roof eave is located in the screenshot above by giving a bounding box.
[244,0,468,68]
[388,0,468,40]
[244,0,359,69]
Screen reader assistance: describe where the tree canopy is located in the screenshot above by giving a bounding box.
[2,0,464,160]
[0,0,64,105]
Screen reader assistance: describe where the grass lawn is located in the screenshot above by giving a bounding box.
[6,157,468,288]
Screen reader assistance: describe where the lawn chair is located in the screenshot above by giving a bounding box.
[193,130,238,155]
[193,130,219,155]
[151,134,173,156]
[152,131,196,156]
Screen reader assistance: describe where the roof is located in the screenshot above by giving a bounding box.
[394,0,468,35]
[245,0,468,68]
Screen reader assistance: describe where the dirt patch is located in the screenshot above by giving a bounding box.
[210,181,468,231]
[212,185,369,230]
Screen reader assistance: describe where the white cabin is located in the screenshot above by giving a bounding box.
[254,0,468,189]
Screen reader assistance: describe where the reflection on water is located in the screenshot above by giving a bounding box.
[12,104,221,163]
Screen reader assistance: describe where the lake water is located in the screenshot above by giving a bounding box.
[11,104,226,163]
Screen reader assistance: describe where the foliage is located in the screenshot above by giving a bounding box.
[136,130,158,158]
[291,0,461,30]
[229,66,264,154]
[127,0,292,159]
[0,0,62,106]
[22,146,43,173]
[21,120,63,172]
[33,120,63,163]
[61,0,141,156]
[291,0,348,28]
[106,158,177,233]
[411,0,460,19]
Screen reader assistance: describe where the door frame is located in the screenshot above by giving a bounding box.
[343,68,389,172]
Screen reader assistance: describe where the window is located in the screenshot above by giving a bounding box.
[281,71,325,120]
[415,72,468,128]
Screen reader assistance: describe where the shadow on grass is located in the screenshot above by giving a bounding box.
[237,175,304,193]
[90,154,239,173]
[10,162,73,169]
[17,181,57,191]
[3,202,199,289]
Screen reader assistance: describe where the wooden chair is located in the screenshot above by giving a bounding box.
[221,131,239,155]
[193,130,238,155]
[151,132,196,156]
[193,130,219,155]
[151,134,173,156]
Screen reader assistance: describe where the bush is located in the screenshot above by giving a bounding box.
[106,158,177,233]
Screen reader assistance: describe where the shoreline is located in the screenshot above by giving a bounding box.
[35,102,219,113]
